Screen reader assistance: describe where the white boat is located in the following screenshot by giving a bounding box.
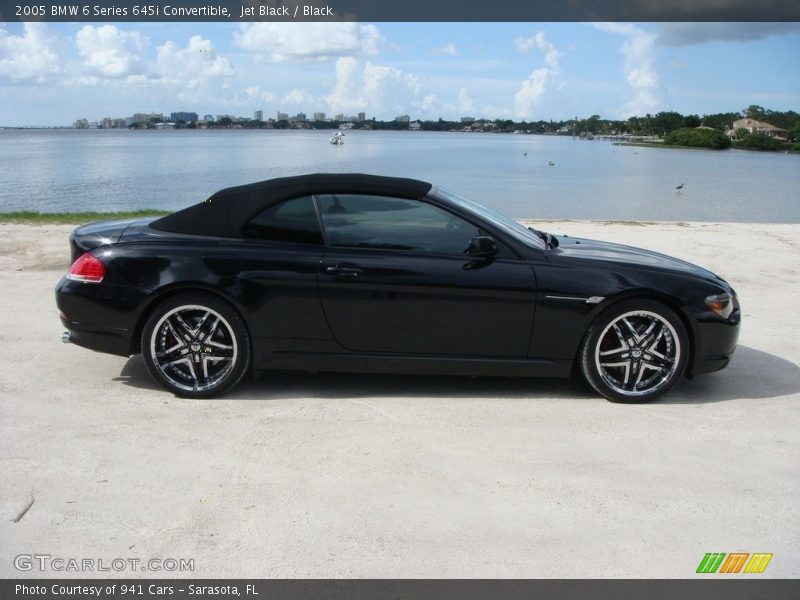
[330,131,345,145]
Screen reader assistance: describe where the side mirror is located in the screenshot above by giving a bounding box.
[467,235,498,257]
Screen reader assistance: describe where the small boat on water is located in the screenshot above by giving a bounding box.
[330,130,345,145]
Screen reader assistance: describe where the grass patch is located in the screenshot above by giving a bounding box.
[600,220,657,226]
[0,209,169,225]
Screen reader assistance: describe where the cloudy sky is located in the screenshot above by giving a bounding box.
[1,21,798,125]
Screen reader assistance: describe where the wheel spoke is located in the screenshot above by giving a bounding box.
[163,357,198,380]
[620,317,640,344]
[633,362,646,388]
[621,361,632,387]
[639,319,660,345]
[205,316,221,341]
[611,323,628,347]
[600,360,630,369]
[206,339,233,351]
[644,354,672,371]
[600,340,628,358]
[171,314,195,340]
[203,355,231,380]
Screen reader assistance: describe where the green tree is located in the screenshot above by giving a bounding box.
[735,132,786,150]
[663,127,731,149]
[743,105,766,119]
[700,112,739,131]
[651,111,685,136]
[683,115,701,128]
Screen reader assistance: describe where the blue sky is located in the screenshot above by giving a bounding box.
[1,22,798,125]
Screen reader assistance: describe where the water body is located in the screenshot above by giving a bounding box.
[1,128,798,222]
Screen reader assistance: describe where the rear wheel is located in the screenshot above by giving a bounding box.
[580,299,688,403]
[141,293,250,398]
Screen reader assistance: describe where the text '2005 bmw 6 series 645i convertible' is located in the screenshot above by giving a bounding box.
[56,173,740,402]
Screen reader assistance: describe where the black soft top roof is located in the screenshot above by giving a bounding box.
[151,173,433,238]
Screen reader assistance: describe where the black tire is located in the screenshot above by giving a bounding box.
[141,293,251,398]
[580,299,689,403]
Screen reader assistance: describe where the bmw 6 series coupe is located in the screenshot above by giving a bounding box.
[56,173,740,402]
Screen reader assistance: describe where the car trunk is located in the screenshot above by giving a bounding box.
[68,218,141,262]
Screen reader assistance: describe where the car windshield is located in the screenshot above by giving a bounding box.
[430,186,545,250]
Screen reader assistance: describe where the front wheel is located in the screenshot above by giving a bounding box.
[580,299,689,403]
[141,293,251,398]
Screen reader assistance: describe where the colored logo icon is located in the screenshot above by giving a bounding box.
[696,553,773,574]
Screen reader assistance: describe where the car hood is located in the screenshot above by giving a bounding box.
[553,235,719,279]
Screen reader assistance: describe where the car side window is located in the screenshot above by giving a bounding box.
[243,195,323,245]
[316,194,481,254]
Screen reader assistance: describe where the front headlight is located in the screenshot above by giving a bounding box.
[705,292,734,319]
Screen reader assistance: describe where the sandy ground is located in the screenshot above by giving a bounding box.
[0,220,798,579]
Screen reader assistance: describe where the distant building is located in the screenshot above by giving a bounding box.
[460,116,475,123]
[100,117,126,129]
[313,112,326,122]
[395,115,411,122]
[73,118,90,129]
[409,121,422,131]
[254,110,263,121]
[358,112,365,122]
[730,117,788,140]
[277,112,289,121]
[295,112,307,122]
[129,112,165,125]
[170,112,198,123]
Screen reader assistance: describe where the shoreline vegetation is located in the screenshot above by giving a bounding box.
[0,210,169,225]
[6,105,798,152]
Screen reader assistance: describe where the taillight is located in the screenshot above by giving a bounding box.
[67,252,106,283]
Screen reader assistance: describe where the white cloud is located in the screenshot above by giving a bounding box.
[0,23,64,82]
[415,94,438,112]
[514,31,563,67]
[234,23,382,62]
[443,88,476,114]
[76,25,148,79]
[324,57,423,116]
[593,23,661,117]
[156,35,234,89]
[236,85,275,105]
[282,88,314,105]
[433,43,458,56]
[514,31,563,118]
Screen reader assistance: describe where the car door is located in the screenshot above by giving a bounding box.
[316,193,537,357]
[236,195,331,346]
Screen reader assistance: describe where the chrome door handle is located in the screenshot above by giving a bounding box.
[324,265,363,278]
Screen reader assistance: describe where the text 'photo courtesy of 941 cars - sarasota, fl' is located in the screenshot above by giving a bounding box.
[55,173,741,403]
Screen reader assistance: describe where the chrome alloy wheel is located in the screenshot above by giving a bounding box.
[594,310,681,398]
[150,305,238,393]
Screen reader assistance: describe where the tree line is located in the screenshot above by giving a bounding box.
[127,105,799,149]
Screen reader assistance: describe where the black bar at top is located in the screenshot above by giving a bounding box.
[2,0,800,22]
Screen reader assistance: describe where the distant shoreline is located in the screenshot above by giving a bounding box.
[4,127,796,154]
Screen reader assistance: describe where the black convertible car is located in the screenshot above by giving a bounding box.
[56,173,740,402]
